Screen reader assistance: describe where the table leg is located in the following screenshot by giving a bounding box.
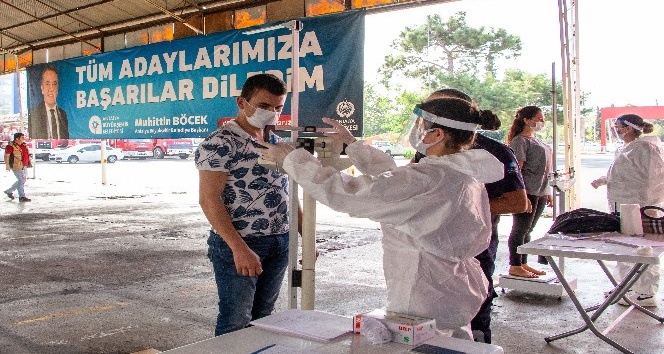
[595,261,664,322]
[543,256,637,354]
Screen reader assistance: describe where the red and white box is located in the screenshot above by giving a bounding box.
[353,309,436,346]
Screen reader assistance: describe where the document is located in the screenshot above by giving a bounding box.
[252,344,325,354]
[250,309,351,343]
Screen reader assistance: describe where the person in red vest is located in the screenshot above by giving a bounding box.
[4,133,32,202]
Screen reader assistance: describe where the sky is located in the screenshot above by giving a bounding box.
[364,0,664,109]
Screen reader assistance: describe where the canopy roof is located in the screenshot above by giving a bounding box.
[0,0,282,55]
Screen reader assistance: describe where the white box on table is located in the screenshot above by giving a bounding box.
[353,309,436,346]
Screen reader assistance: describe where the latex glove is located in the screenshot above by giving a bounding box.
[322,117,356,145]
[259,142,295,164]
[591,176,607,189]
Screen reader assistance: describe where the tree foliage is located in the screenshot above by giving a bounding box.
[380,12,522,87]
[366,11,594,145]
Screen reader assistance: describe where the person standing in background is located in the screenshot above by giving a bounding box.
[506,106,552,278]
[591,114,664,307]
[4,133,32,202]
[28,65,69,140]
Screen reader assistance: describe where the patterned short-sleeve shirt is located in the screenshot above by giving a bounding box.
[195,120,290,237]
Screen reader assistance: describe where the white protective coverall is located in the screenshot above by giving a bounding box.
[607,138,664,296]
[282,141,503,336]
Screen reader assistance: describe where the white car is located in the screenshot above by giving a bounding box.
[166,143,195,159]
[371,141,406,156]
[49,144,124,164]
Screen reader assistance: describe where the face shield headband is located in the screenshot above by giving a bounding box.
[618,119,643,132]
[412,106,479,132]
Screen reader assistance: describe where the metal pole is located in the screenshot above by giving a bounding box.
[552,62,558,218]
[286,20,304,309]
[101,138,107,185]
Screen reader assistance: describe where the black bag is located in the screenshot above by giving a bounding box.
[547,208,620,234]
[641,206,664,234]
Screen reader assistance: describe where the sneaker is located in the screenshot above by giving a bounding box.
[4,191,14,200]
[18,197,31,202]
[618,293,658,307]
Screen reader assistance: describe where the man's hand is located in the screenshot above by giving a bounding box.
[322,117,356,145]
[232,245,263,277]
[258,142,295,165]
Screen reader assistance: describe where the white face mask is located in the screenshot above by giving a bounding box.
[532,121,545,132]
[243,99,279,129]
[408,123,437,155]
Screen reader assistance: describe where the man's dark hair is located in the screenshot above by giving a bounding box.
[240,74,287,100]
[13,133,24,141]
[42,65,58,82]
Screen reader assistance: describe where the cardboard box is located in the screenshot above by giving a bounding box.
[353,309,436,345]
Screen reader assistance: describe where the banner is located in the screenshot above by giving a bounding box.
[27,10,364,139]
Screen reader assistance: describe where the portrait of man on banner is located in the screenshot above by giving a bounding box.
[28,65,69,139]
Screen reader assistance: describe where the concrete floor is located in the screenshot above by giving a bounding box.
[1,159,663,354]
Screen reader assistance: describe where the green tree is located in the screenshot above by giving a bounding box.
[363,84,424,140]
[380,12,522,88]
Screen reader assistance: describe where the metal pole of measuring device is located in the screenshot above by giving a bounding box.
[282,20,314,310]
[286,21,316,311]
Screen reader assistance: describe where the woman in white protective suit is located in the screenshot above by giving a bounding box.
[261,98,504,338]
[592,113,664,307]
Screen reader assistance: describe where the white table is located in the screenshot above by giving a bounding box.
[163,322,503,354]
[518,234,664,354]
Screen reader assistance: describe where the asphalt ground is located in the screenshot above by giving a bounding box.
[1,155,662,354]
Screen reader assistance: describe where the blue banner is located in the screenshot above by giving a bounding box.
[27,10,364,139]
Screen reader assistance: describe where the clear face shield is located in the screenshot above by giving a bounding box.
[405,108,435,150]
[610,119,627,142]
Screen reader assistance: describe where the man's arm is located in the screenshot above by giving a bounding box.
[198,170,263,277]
[5,146,12,171]
[489,189,529,215]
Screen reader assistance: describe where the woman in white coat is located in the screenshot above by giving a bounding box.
[261,98,504,338]
[592,113,664,307]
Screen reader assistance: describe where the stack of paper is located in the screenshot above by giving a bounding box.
[250,309,351,343]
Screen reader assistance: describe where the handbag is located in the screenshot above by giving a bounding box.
[640,206,664,234]
[547,208,620,234]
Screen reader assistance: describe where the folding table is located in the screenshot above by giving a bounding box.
[518,234,664,354]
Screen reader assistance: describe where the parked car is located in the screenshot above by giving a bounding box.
[166,143,195,159]
[371,141,406,156]
[49,144,124,164]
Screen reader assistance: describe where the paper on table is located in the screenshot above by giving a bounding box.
[252,344,325,354]
[537,238,600,249]
[250,309,351,343]
[601,235,664,248]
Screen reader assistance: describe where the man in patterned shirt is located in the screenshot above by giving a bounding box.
[196,74,301,335]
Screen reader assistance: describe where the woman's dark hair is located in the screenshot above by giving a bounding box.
[506,105,542,145]
[431,88,472,102]
[429,88,499,130]
[479,111,501,131]
[616,114,654,135]
[240,73,287,100]
[418,97,493,151]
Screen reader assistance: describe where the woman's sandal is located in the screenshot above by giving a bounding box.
[522,264,547,276]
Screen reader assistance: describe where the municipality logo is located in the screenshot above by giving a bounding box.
[336,99,355,118]
[89,116,102,134]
